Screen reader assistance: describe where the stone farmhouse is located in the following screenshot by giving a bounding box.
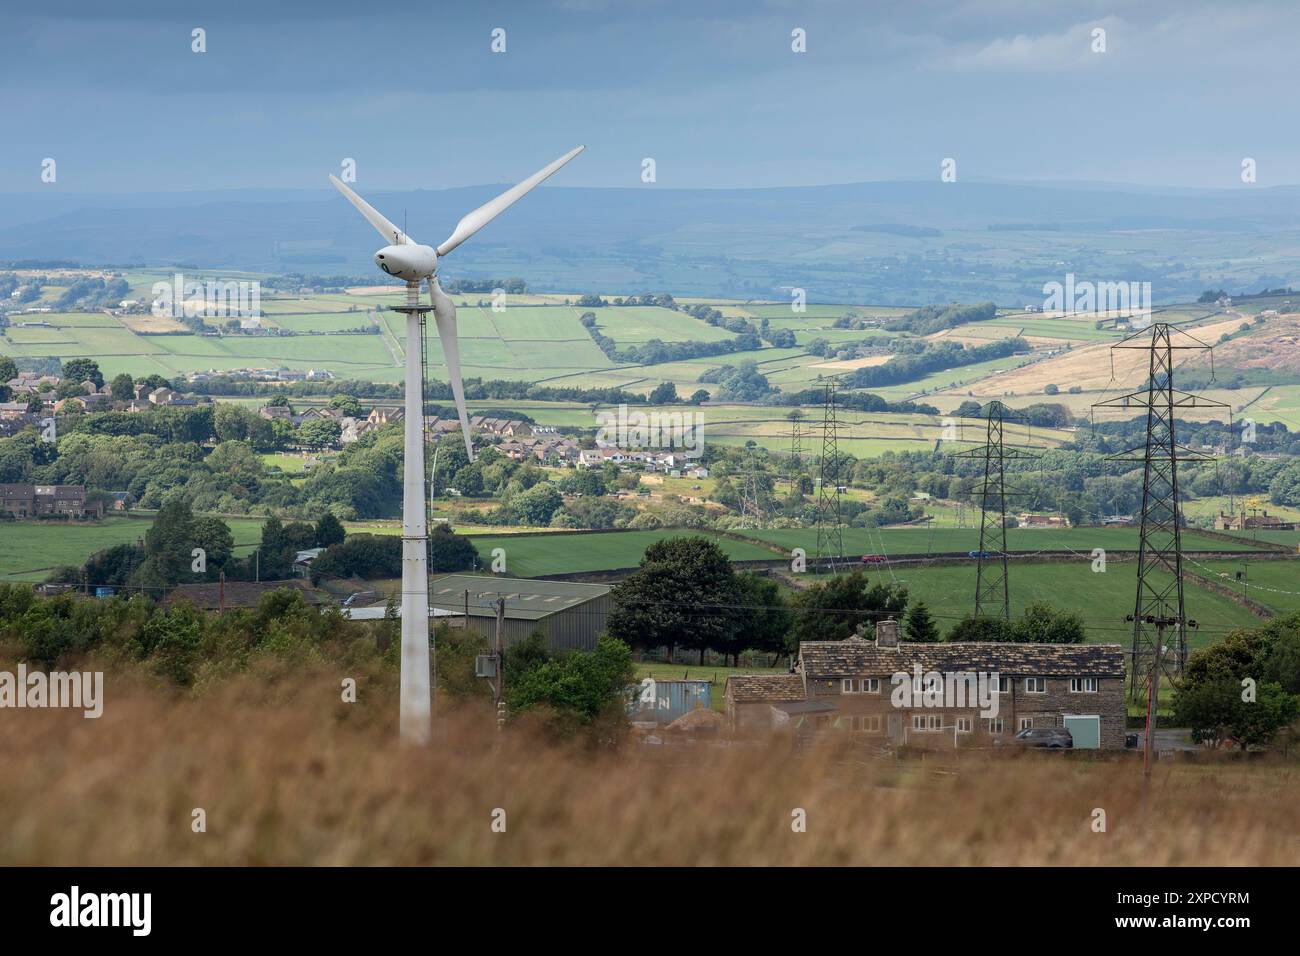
[725,625,1126,750]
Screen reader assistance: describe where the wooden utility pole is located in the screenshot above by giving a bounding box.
[494,596,506,709]
[218,571,225,615]
[1128,613,1192,777]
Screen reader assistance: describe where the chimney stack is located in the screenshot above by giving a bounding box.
[876,619,899,648]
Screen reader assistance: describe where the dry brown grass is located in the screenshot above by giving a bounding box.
[2,663,1299,866]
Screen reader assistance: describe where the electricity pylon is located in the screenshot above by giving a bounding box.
[814,376,845,572]
[954,401,1039,620]
[786,408,806,486]
[1093,323,1227,704]
[737,441,766,529]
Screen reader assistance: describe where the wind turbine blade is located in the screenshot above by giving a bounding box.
[435,145,584,257]
[430,279,475,462]
[328,174,412,246]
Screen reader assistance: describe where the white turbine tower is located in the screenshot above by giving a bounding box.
[329,146,584,743]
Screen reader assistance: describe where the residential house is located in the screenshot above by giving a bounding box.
[728,625,1126,750]
[259,404,294,422]
[1016,512,1068,528]
[0,484,91,518]
[1214,510,1297,532]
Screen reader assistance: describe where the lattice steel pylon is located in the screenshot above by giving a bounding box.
[954,401,1039,620]
[1093,323,1227,704]
[786,408,806,485]
[814,376,845,572]
[737,441,766,529]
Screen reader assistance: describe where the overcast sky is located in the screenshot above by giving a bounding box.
[2,0,1295,193]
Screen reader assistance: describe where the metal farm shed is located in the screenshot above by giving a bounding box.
[427,574,613,652]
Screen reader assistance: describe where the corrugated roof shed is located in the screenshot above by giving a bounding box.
[427,574,611,621]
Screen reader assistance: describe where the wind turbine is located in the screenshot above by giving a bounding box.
[329,146,584,743]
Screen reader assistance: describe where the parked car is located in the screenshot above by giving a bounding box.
[968,550,992,559]
[1002,727,1073,749]
[860,554,887,565]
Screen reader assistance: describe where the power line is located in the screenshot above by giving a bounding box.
[1093,322,1230,704]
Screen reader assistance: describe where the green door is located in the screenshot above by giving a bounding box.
[1063,715,1100,749]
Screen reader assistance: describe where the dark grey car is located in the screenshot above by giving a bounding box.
[1006,727,1073,749]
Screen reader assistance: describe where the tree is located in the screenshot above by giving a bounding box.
[649,382,678,404]
[1043,383,1059,395]
[451,462,484,496]
[257,516,294,580]
[946,615,1013,642]
[314,512,346,548]
[297,418,341,451]
[507,635,634,729]
[725,573,792,664]
[1011,601,1085,644]
[1174,618,1300,749]
[139,496,197,585]
[511,483,563,525]
[1174,678,1298,749]
[903,600,940,642]
[62,358,103,389]
[109,373,134,403]
[688,389,710,405]
[427,524,477,572]
[607,536,740,661]
[328,394,363,417]
[190,516,234,579]
[788,571,908,648]
[1259,612,1300,695]
[310,533,401,580]
[0,355,18,383]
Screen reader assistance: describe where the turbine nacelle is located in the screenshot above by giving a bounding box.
[374,243,437,281]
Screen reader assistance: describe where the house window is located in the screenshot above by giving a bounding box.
[1024,677,1047,694]
[986,717,1005,735]
[956,716,972,733]
[862,678,880,694]
[853,715,881,733]
[841,679,855,694]
[1070,677,1098,693]
[912,714,941,733]
[1019,717,1034,731]
[994,676,1010,693]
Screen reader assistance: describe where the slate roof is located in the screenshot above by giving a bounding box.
[798,638,1124,678]
[724,673,807,702]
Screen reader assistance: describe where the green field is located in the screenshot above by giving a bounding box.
[593,306,733,344]
[467,530,780,577]
[865,560,1260,649]
[0,516,269,582]
[1191,558,1300,616]
[730,525,1266,558]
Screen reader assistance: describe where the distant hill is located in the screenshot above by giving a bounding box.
[2,181,1300,304]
